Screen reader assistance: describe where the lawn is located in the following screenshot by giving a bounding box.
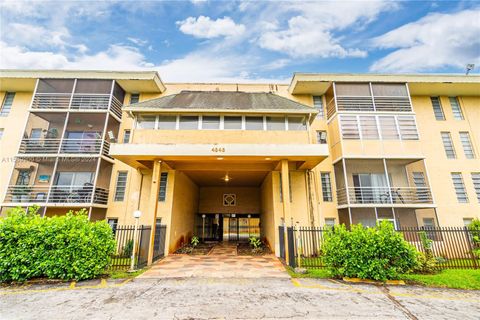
[106,268,147,279]
[401,269,480,290]
[286,267,330,278]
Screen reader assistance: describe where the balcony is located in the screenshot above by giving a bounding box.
[31,94,122,118]
[337,187,433,207]
[326,82,413,119]
[4,184,109,206]
[18,138,110,157]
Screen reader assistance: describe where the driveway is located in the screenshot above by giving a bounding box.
[1,277,479,319]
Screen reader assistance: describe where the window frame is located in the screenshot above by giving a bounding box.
[451,172,468,203]
[320,172,333,202]
[449,97,464,120]
[130,93,140,104]
[158,172,168,202]
[313,96,325,119]
[316,130,327,144]
[430,97,445,120]
[0,92,15,117]
[459,131,475,159]
[114,171,128,202]
[472,173,480,203]
[441,132,456,159]
[123,129,131,144]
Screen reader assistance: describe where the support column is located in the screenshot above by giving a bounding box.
[147,160,162,265]
[382,158,393,204]
[341,158,352,225]
[280,160,292,265]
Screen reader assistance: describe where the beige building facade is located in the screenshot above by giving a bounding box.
[1,70,479,257]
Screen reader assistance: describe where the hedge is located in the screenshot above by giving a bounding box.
[322,221,418,281]
[0,207,115,282]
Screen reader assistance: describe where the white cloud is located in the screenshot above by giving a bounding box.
[370,9,480,72]
[3,23,70,49]
[257,1,396,58]
[177,16,246,39]
[127,37,149,46]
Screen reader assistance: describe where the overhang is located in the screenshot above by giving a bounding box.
[0,69,166,93]
[289,73,480,96]
[110,143,329,170]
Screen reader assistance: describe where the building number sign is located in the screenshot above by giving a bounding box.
[211,146,225,153]
[223,194,236,206]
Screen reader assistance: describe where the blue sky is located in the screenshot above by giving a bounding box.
[0,0,479,82]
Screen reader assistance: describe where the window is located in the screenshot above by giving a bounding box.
[16,169,31,185]
[353,173,388,203]
[287,117,307,131]
[463,218,473,227]
[423,218,435,228]
[137,115,156,129]
[130,93,140,104]
[430,97,445,120]
[224,116,242,130]
[313,96,324,118]
[451,173,468,203]
[359,116,379,139]
[245,116,264,130]
[158,172,168,201]
[114,171,128,201]
[108,218,118,233]
[266,116,285,130]
[179,116,199,129]
[397,116,419,140]
[157,116,177,130]
[378,116,399,140]
[324,218,335,227]
[0,92,15,116]
[459,132,475,159]
[472,173,480,202]
[0,128,3,139]
[30,128,42,140]
[202,116,220,130]
[320,172,333,202]
[412,172,426,188]
[441,132,456,159]
[123,130,131,144]
[317,131,327,144]
[449,97,464,120]
[340,115,360,139]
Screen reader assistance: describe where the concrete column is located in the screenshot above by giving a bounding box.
[147,160,162,265]
[280,159,292,265]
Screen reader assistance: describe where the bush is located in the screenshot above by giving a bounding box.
[468,219,480,258]
[413,231,437,274]
[0,207,115,282]
[322,222,418,281]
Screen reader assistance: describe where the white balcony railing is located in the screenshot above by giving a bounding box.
[4,184,109,205]
[19,138,110,156]
[31,93,122,117]
[327,95,413,119]
[337,187,433,206]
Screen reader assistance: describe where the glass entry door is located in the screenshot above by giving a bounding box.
[222,214,260,242]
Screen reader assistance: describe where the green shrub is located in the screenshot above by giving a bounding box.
[249,237,262,249]
[0,207,115,282]
[122,240,134,257]
[414,231,438,273]
[322,222,418,281]
[468,219,480,258]
[191,235,199,247]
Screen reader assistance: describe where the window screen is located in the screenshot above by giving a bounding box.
[157,116,177,130]
[288,117,307,131]
[266,116,285,130]
[451,173,468,203]
[114,171,128,201]
[0,92,15,116]
[313,96,325,118]
[430,97,445,120]
[245,116,264,130]
[449,97,464,120]
[179,116,199,129]
[137,115,156,129]
[441,132,456,159]
[158,172,168,201]
[224,116,242,130]
[460,132,475,159]
[321,172,333,202]
[202,116,220,130]
[359,116,379,139]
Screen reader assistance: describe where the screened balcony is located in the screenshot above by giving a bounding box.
[334,158,434,208]
[30,79,124,118]
[2,158,112,206]
[326,82,413,119]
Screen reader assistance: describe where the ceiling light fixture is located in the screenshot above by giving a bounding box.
[222,173,230,182]
[265,157,271,160]
[217,157,224,160]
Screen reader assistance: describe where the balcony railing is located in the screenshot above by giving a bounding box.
[337,187,433,206]
[31,93,122,117]
[19,138,110,156]
[4,184,109,205]
[327,96,413,119]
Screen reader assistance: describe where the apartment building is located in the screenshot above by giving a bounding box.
[0,70,479,256]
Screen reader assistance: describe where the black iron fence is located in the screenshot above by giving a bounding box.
[279,226,479,270]
[109,225,166,270]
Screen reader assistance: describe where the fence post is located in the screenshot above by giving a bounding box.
[464,227,478,269]
[295,223,302,268]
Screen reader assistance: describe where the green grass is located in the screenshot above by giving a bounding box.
[286,266,331,279]
[400,269,480,290]
[107,268,147,279]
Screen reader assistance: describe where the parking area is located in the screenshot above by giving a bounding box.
[1,277,479,320]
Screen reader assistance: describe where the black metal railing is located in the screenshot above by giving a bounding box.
[109,224,166,270]
[280,226,479,270]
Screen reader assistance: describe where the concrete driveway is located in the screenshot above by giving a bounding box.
[1,277,479,320]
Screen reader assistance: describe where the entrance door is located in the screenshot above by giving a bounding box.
[222,214,260,242]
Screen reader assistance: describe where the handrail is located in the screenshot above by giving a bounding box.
[4,184,109,205]
[19,138,108,155]
[337,186,433,205]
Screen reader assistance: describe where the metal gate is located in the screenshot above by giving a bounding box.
[153,225,167,261]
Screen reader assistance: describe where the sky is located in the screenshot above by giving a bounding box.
[0,0,479,83]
